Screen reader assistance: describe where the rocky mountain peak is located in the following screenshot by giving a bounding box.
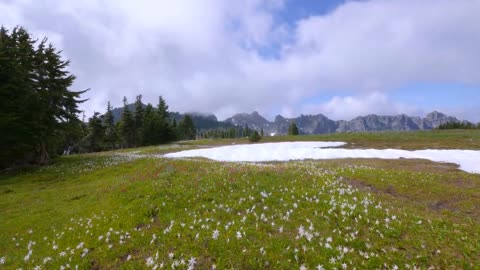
[274,115,285,123]
[426,111,446,120]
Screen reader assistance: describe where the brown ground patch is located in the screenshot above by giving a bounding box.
[344,178,461,213]
[321,158,461,173]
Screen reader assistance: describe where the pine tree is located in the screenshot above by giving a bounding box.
[157,96,172,142]
[119,97,135,148]
[244,124,250,137]
[249,130,262,142]
[288,122,299,135]
[157,96,169,121]
[134,95,144,146]
[103,101,117,149]
[142,103,162,145]
[86,112,105,152]
[171,118,178,140]
[178,115,196,140]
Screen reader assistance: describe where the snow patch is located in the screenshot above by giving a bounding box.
[164,142,480,173]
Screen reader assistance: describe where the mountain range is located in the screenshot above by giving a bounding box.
[224,111,460,135]
[110,104,462,135]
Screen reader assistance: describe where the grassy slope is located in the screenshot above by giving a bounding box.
[0,130,479,269]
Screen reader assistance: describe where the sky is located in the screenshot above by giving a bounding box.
[1,0,480,122]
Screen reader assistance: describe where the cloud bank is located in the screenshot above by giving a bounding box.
[1,0,479,120]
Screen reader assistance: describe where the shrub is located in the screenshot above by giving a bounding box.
[249,130,262,142]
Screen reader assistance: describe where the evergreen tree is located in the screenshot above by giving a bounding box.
[85,112,105,152]
[244,124,250,137]
[157,96,169,121]
[229,127,236,138]
[178,114,196,140]
[288,122,299,135]
[103,101,117,149]
[171,118,178,140]
[260,128,264,137]
[134,95,144,146]
[0,26,86,166]
[157,96,172,142]
[142,103,162,145]
[249,130,262,142]
[119,97,135,148]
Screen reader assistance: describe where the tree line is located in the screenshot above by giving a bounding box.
[197,124,264,139]
[438,122,480,130]
[80,95,196,153]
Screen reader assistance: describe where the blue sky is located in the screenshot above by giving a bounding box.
[280,0,349,20]
[1,0,479,122]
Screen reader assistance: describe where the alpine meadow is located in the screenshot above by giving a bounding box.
[1,1,480,270]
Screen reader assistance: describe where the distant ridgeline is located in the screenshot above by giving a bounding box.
[109,105,475,136]
[223,111,475,135]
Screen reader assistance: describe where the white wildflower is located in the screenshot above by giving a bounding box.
[43,257,52,264]
[212,229,220,240]
[146,257,155,267]
[24,250,32,262]
[188,257,196,270]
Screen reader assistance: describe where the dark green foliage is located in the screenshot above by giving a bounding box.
[157,96,172,142]
[438,121,478,130]
[134,95,144,146]
[288,122,299,135]
[142,104,162,145]
[84,112,105,152]
[103,102,117,150]
[0,26,86,167]
[89,95,178,150]
[249,130,262,142]
[178,114,196,140]
[244,124,251,137]
[157,96,169,121]
[119,97,136,148]
[196,126,247,139]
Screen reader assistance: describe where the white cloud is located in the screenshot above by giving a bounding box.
[1,0,479,120]
[278,0,480,92]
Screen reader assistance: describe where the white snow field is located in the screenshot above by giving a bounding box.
[164,142,480,173]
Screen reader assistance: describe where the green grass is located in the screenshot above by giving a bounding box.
[185,129,480,150]
[1,131,480,269]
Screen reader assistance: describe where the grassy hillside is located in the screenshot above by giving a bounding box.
[1,131,479,269]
